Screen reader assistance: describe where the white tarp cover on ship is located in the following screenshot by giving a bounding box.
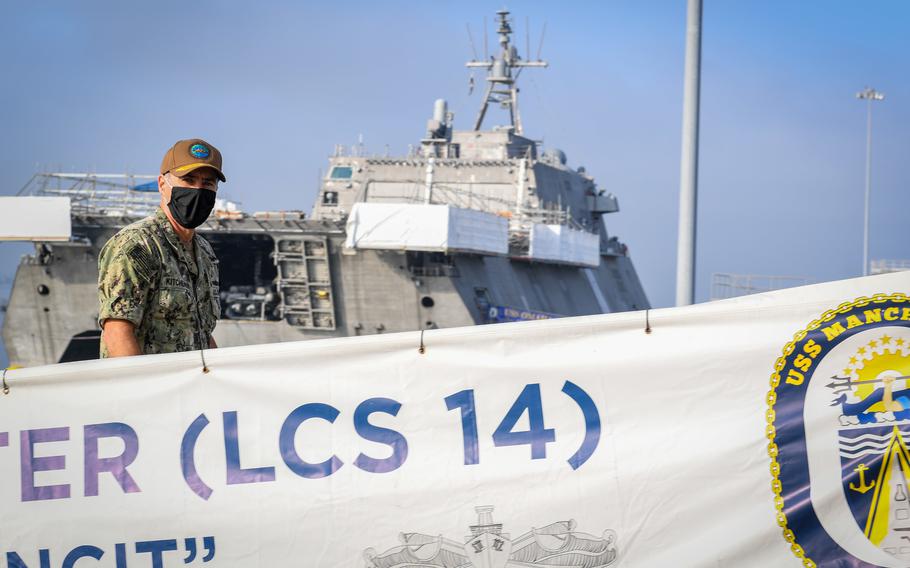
[344,202,508,255]
[529,223,600,267]
[0,197,71,241]
[2,273,909,567]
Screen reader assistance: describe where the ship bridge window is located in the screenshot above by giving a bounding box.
[330,166,353,179]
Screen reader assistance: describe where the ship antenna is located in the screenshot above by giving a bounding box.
[537,21,547,60]
[483,16,488,60]
[525,16,530,64]
[467,10,548,134]
[466,24,480,95]
[466,23,480,60]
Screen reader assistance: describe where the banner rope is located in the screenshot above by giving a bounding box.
[418,329,426,354]
[2,368,9,395]
[199,346,210,374]
[644,309,652,334]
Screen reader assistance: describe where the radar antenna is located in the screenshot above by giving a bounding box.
[467,10,548,134]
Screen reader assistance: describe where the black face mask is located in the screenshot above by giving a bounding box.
[167,186,216,229]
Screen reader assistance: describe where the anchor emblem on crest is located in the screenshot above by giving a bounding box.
[849,463,876,494]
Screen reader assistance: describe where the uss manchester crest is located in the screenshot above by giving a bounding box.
[364,506,617,568]
[770,293,910,566]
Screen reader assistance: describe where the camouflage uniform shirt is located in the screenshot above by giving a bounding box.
[98,208,220,357]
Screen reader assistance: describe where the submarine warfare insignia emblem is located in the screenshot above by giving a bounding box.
[363,506,618,568]
[769,293,910,566]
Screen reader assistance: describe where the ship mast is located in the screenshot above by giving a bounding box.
[467,10,547,135]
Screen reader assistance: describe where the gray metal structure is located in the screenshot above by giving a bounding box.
[2,11,648,368]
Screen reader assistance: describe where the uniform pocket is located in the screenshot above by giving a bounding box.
[155,286,194,320]
[209,287,221,320]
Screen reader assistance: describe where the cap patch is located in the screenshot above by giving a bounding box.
[189,144,210,159]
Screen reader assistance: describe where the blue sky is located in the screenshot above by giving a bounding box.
[1,1,908,364]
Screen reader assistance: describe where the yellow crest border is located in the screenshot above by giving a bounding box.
[767,292,910,567]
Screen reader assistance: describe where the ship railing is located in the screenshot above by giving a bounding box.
[710,273,813,301]
[870,259,910,274]
[427,182,517,214]
[430,182,588,232]
[362,181,585,232]
[364,185,507,215]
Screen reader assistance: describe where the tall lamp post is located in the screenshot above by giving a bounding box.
[675,0,702,306]
[856,87,884,276]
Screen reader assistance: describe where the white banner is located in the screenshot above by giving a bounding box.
[0,197,71,242]
[1,272,909,567]
[344,203,508,255]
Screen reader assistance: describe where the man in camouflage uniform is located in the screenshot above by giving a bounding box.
[98,139,225,357]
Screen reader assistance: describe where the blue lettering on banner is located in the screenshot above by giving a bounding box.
[492,383,557,459]
[222,411,276,485]
[61,545,103,567]
[353,398,408,473]
[84,423,141,497]
[5,537,215,567]
[561,381,602,470]
[3,382,602,504]
[134,539,177,568]
[278,403,345,479]
[445,381,601,468]
[180,415,213,500]
[445,390,480,465]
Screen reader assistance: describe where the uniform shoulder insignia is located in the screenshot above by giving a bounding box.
[121,239,159,283]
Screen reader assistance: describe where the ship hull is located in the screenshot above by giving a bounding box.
[2,218,647,367]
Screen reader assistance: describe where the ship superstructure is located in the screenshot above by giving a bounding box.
[1,11,648,367]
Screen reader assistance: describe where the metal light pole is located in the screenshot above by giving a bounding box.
[675,0,702,305]
[856,87,884,277]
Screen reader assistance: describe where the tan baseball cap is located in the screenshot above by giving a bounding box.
[160,138,226,182]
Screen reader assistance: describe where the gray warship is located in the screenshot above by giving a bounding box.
[1,11,648,368]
